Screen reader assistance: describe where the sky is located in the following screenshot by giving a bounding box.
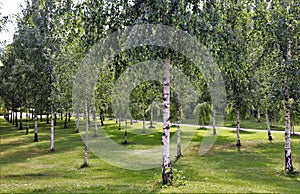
[0,0,82,66]
[0,0,25,46]
[0,0,83,48]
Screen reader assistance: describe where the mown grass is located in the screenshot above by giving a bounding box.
[223,117,300,132]
[0,117,299,193]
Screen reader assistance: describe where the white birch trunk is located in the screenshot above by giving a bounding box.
[265,109,273,141]
[64,113,67,128]
[118,118,121,130]
[50,112,54,151]
[25,110,29,135]
[177,110,182,157]
[236,109,241,146]
[33,113,38,142]
[19,106,23,130]
[149,106,154,128]
[123,119,128,144]
[93,109,98,137]
[284,73,293,172]
[83,102,89,167]
[142,105,146,133]
[213,107,216,135]
[257,109,261,123]
[75,112,80,133]
[284,92,293,172]
[284,38,293,172]
[162,58,172,185]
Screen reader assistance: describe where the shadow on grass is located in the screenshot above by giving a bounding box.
[0,118,84,166]
[175,134,300,192]
[1,172,58,178]
[228,130,256,134]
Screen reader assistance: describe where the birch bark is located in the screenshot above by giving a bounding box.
[25,110,29,135]
[83,102,89,167]
[93,109,98,137]
[265,109,273,141]
[33,112,38,142]
[283,38,293,172]
[236,109,241,146]
[162,58,172,185]
[176,110,182,157]
[19,105,23,130]
[50,112,55,151]
[213,107,216,135]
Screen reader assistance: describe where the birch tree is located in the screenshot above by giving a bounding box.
[266,0,300,172]
[162,58,172,185]
[82,101,89,167]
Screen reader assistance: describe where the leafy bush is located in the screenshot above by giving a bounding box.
[153,168,187,188]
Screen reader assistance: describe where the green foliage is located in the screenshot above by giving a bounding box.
[0,97,6,115]
[170,168,187,187]
[153,168,187,188]
[193,102,211,126]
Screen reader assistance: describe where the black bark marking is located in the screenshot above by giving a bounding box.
[268,132,273,141]
[33,133,38,142]
[236,139,241,147]
[285,150,293,172]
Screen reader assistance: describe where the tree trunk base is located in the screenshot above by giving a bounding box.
[176,154,183,158]
[149,125,156,128]
[285,150,293,172]
[25,128,29,135]
[121,140,128,145]
[80,163,88,168]
[49,148,55,152]
[33,133,38,142]
[268,132,273,141]
[162,168,173,185]
[75,129,79,133]
[236,140,241,147]
[213,130,217,136]
[92,134,99,138]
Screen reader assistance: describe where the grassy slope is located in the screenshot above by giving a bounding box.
[0,117,299,193]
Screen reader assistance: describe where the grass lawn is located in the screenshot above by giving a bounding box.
[223,117,300,132]
[0,117,299,193]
